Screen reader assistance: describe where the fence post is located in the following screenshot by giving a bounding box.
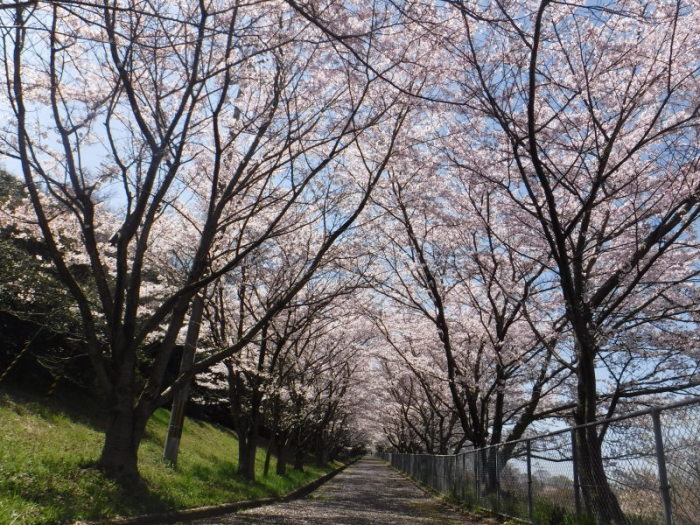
[463,453,468,502]
[495,446,501,514]
[571,430,582,519]
[652,409,673,525]
[475,448,480,504]
[424,454,428,484]
[433,455,438,491]
[453,454,458,497]
[440,455,444,492]
[434,456,437,491]
[527,439,533,523]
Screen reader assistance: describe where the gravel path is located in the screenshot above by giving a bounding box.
[182,457,482,524]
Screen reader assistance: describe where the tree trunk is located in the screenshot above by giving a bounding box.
[294,446,304,471]
[264,440,273,477]
[328,445,339,463]
[241,388,263,480]
[276,444,288,475]
[575,425,625,524]
[228,366,262,481]
[575,338,626,524]
[485,447,500,495]
[275,431,288,475]
[98,400,146,484]
[237,436,257,481]
[237,391,261,481]
[315,446,328,467]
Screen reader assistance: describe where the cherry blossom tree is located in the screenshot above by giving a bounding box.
[2,4,697,516]
[2,0,410,482]
[366,155,570,457]
[199,237,364,479]
[431,1,700,520]
[282,312,367,470]
[374,344,464,454]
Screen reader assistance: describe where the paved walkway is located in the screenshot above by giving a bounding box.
[184,458,482,524]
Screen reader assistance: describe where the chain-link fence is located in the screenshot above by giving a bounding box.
[378,397,700,524]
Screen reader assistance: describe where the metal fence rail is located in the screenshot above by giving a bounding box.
[378,397,700,525]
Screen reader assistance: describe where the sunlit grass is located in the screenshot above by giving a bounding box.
[0,388,337,524]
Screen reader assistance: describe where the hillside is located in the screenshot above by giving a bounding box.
[0,388,336,524]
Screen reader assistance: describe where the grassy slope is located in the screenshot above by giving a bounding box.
[0,389,336,524]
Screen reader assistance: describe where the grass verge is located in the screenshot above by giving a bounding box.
[0,388,339,524]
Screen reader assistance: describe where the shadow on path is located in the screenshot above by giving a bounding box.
[183,457,484,524]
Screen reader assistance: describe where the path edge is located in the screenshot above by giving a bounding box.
[77,459,358,525]
[377,457,502,524]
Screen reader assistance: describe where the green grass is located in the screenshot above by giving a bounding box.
[0,388,339,524]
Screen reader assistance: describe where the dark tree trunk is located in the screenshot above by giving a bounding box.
[328,445,339,463]
[315,446,328,467]
[96,346,154,484]
[485,447,500,495]
[294,446,304,471]
[575,426,625,524]
[574,337,626,524]
[99,415,140,483]
[236,395,261,481]
[313,430,326,467]
[237,436,257,480]
[98,395,148,485]
[227,362,263,481]
[276,444,288,475]
[273,427,289,475]
[275,430,289,475]
[264,440,273,477]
